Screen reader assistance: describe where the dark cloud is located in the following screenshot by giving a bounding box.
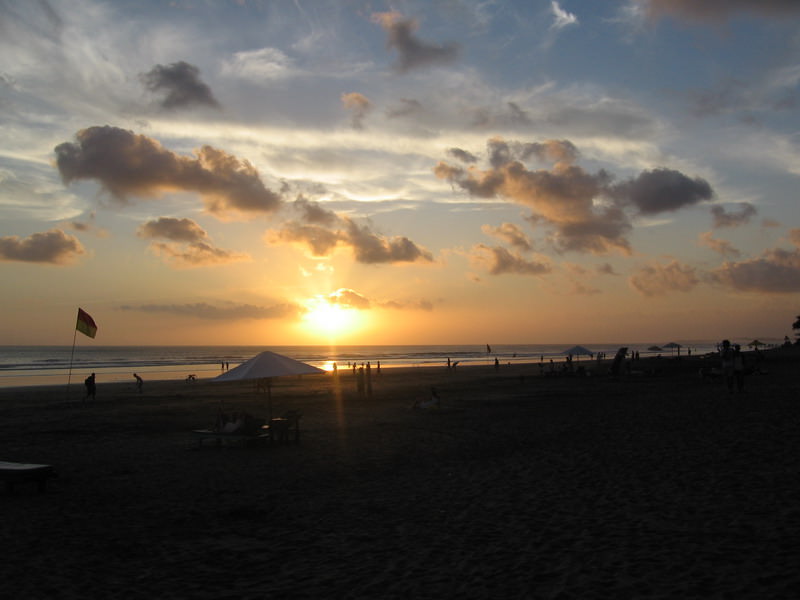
[137,217,207,242]
[119,302,300,320]
[372,12,459,72]
[629,260,700,296]
[140,61,220,110]
[341,92,372,129]
[0,228,85,264]
[711,203,757,228]
[481,223,532,251]
[639,0,800,21]
[612,168,713,215]
[54,126,282,217]
[471,244,551,276]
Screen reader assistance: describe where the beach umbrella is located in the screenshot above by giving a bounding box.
[562,345,593,361]
[213,351,325,419]
[747,340,764,349]
[663,342,682,356]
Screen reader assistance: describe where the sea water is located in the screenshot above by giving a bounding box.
[0,342,728,388]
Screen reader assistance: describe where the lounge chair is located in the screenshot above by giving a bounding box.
[0,461,55,493]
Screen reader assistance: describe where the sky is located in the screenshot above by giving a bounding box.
[1,0,800,347]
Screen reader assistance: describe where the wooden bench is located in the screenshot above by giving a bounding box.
[0,461,56,493]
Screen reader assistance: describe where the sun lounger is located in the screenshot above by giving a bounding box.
[0,461,55,493]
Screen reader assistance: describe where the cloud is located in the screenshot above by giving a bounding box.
[710,233,800,293]
[54,126,283,217]
[629,260,700,296]
[372,12,459,72]
[386,98,424,119]
[267,199,433,265]
[137,217,208,243]
[436,138,715,256]
[327,288,371,309]
[140,61,220,110]
[697,231,741,257]
[481,222,532,251]
[221,47,295,82]
[138,217,249,267]
[550,2,579,29]
[345,219,434,264]
[710,203,757,228]
[341,92,373,129]
[0,228,85,264]
[471,244,552,276]
[612,168,714,215]
[635,0,800,21]
[435,138,632,255]
[119,302,300,320]
[319,288,433,312]
[596,263,619,276]
[447,147,479,164]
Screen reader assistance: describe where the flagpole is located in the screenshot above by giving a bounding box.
[67,325,78,402]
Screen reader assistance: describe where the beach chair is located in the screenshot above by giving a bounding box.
[0,461,56,493]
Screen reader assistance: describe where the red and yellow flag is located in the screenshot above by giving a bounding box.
[76,308,98,339]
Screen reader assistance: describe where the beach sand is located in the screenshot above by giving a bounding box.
[2,349,799,599]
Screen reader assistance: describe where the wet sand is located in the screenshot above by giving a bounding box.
[2,349,799,598]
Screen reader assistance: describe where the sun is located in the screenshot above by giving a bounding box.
[301,297,360,337]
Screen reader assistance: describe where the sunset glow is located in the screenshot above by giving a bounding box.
[1,1,799,346]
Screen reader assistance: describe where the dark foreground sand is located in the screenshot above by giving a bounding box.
[2,349,799,599]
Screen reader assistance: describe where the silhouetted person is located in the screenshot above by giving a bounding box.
[133,373,143,393]
[84,372,96,401]
[720,339,735,394]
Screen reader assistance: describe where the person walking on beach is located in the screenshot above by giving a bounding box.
[133,373,143,393]
[84,372,96,401]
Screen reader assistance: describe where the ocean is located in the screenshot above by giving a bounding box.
[0,342,726,389]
